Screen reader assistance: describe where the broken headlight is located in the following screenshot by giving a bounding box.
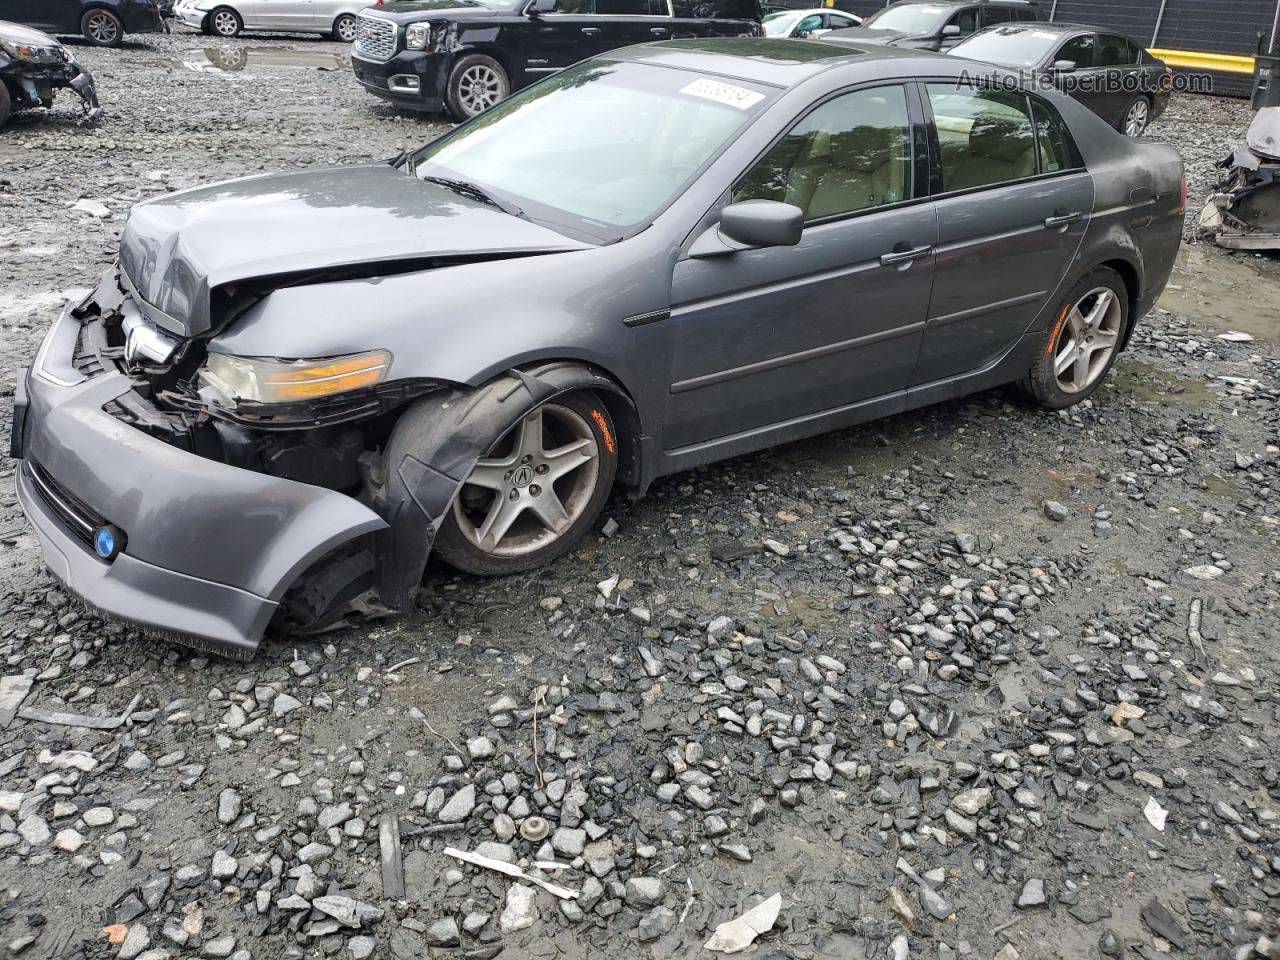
[0,37,66,63]
[200,351,391,407]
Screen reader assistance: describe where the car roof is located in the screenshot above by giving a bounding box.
[610,36,949,87]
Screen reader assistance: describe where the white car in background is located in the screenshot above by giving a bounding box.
[172,0,377,40]
[762,7,861,38]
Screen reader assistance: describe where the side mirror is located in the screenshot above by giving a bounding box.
[719,200,803,249]
[527,0,556,15]
[942,24,960,36]
[1052,59,1077,73]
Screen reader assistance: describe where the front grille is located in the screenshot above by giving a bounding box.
[26,461,107,548]
[354,15,397,62]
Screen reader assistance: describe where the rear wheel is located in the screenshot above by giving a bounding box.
[444,54,509,120]
[209,6,242,37]
[81,8,123,46]
[434,392,617,575]
[1019,267,1128,409]
[1119,95,1151,137]
[333,13,357,42]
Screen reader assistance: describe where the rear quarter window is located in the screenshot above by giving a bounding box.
[1029,97,1084,173]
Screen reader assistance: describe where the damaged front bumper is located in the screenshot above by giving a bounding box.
[1,57,102,121]
[12,302,386,659]
[1198,107,1280,250]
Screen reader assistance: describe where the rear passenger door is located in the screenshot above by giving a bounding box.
[1096,33,1140,124]
[911,84,1093,385]
[665,84,937,449]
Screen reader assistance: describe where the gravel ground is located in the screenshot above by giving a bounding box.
[1,29,1278,960]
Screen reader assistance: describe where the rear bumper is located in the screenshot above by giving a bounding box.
[14,304,386,658]
[351,50,446,113]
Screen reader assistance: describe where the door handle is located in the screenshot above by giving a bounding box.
[581,26,601,34]
[650,26,668,35]
[1044,211,1082,229]
[880,244,932,267]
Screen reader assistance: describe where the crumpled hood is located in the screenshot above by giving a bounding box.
[119,164,588,337]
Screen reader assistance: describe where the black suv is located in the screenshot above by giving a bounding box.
[0,0,164,46]
[351,0,764,119]
[822,0,1039,52]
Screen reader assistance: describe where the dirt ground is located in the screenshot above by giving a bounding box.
[0,28,1277,960]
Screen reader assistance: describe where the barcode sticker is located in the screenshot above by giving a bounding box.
[680,78,765,110]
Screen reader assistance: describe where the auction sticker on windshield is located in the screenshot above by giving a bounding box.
[680,78,765,110]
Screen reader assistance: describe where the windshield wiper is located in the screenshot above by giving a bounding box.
[419,175,528,221]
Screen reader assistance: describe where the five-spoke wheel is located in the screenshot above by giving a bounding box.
[1021,267,1129,409]
[82,9,123,46]
[435,393,617,574]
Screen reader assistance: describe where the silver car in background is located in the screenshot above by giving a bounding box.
[172,0,375,40]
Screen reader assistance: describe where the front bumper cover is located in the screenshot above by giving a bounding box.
[13,304,386,658]
[351,50,446,113]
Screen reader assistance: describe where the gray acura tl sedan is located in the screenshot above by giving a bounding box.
[12,38,1185,658]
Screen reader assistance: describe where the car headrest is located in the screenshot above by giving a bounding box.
[968,115,1035,163]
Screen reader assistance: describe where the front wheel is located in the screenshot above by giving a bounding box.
[0,83,11,129]
[1019,267,1128,410]
[1119,95,1151,138]
[444,54,509,121]
[81,8,124,46]
[209,6,242,37]
[434,393,617,575]
[333,13,357,42]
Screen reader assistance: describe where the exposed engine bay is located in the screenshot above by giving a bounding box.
[1199,107,1280,250]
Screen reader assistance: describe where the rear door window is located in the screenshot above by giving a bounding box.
[982,7,1015,25]
[1097,33,1136,66]
[926,84,1039,191]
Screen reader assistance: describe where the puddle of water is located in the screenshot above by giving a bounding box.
[1159,245,1280,342]
[1106,359,1213,406]
[181,46,351,73]
[0,287,90,318]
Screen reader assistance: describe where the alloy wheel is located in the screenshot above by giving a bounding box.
[1124,99,1149,137]
[458,64,503,115]
[213,10,239,35]
[86,12,120,44]
[1052,287,1122,394]
[451,404,600,557]
[336,15,356,42]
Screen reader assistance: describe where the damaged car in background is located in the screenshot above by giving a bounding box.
[11,39,1184,659]
[1199,106,1280,249]
[0,20,101,128]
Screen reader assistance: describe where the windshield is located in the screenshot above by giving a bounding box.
[863,2,947,33]
[762,11,800,35]
[410,60,775,241]
[950,27,1059,67]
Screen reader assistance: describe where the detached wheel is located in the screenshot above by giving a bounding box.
[1020,267,1128,410]
[1119,95,1151,137]
[333,13,357,42]
[435,393,617,575]
[444,54,509,120]
[209,6,242,37]
[82,8,124,46]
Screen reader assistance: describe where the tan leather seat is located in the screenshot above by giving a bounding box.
[948,114,1037,190]
[785,124,908,219]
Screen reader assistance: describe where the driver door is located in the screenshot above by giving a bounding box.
[524,0,605,75]
[663,83,936,450]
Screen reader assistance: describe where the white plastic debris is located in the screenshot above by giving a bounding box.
[703,893,781,954]
[71,199,110,218]
[1144,796,1168,832]
[1216,331,1255,342]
